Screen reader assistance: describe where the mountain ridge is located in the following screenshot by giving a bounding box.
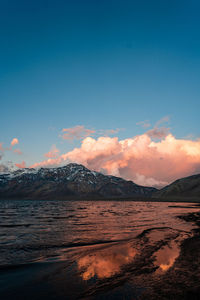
[153,173,200,200]
[0,163,157,200]
[0,163,199,200]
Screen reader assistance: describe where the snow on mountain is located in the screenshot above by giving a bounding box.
[0,163,157,200]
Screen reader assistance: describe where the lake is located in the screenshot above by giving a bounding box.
[0,199,199,299]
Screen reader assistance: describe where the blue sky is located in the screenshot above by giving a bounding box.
[0,0,200,175]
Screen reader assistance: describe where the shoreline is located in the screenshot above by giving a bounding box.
[0,197,200,203]
[140,211,200,299]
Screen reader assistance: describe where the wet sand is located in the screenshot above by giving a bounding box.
[0,202,200,299]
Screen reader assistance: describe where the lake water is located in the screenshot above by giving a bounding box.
[0,200,199,299]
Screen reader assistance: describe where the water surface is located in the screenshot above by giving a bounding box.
[0,200,199,299]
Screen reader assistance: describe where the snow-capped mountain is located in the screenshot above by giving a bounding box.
[0,163,157,200]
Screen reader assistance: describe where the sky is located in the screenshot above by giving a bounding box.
[0,0,200,187]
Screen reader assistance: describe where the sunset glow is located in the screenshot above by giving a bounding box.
[29,130,200,187]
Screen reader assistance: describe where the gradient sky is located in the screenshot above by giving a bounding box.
[1,0,200,186]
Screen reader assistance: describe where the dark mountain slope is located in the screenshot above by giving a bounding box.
[0,163,157,200]
[154,173,200,200]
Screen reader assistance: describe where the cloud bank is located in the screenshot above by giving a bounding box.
[30,132,200,188]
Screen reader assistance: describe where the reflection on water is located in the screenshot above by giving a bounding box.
[0,200,199,266]
[0,200,199,300]
[77,244,136,280]
[154,240,180,273]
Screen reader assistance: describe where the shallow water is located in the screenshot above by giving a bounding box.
[0,200,199,299]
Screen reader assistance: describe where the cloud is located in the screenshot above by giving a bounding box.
[132,173,168,187]
[145,116,170,139]
[11,138,19,147]
[155,115,170,127]
[0,161,16,173]
[15,161,26,168]
[30,132,200,188]
[0,143,3,151]
[60,125,122,141]
[0,164,9,173]
[98,128,122,136]
[44,145,59,158]
[136,120,151,128]
[13,149,23,155]
[61,125,95,140]
[146,126,170,139]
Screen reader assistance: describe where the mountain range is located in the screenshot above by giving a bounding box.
[0,163,199,201]
[0,163,156,200]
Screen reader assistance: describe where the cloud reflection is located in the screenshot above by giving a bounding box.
[77,244,136,280]
[154,241,180,273]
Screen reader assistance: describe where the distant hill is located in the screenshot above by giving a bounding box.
[154,174,200,200]
[0,163,156,200]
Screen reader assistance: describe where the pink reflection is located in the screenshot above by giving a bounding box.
[77,244,136,280]
[154,241,180,273]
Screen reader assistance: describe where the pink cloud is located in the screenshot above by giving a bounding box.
[11,138,19,147]
[30,132,200,188]
[13,149,23,155]
[15,161,26,168]
[0,143,3,151]
[61,125,95,140]
[44,145,59,158]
